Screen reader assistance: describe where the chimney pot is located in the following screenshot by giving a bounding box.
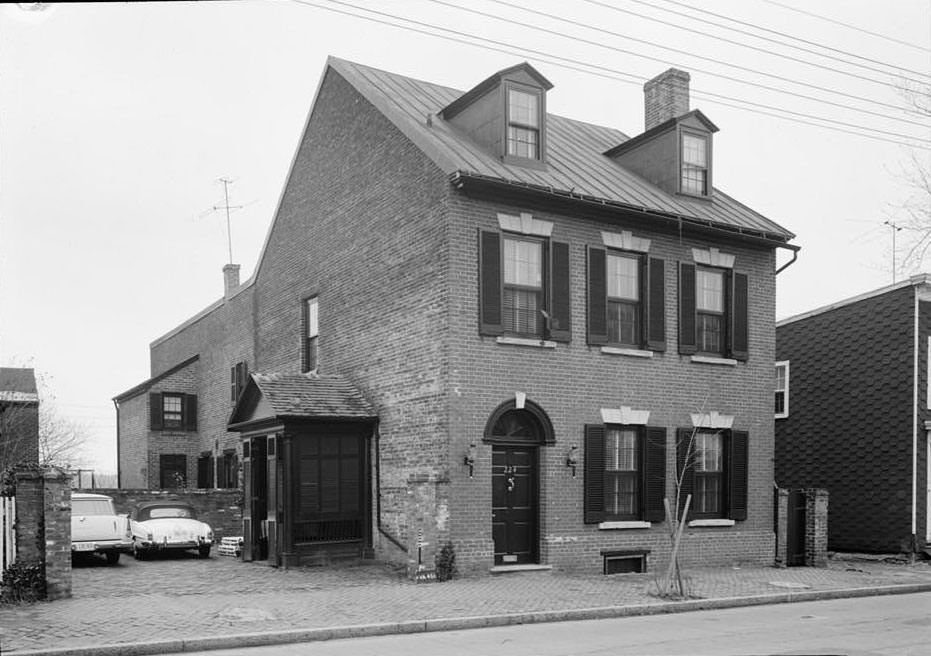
[643,68,690,131]
[223,264,240,300]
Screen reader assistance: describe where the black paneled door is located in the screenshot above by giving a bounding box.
[492,446,537,565]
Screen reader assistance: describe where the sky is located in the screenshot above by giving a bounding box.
[1,0,929,475]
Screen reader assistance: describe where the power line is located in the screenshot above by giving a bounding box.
[582,0,931,87]
[292,0,929,149]
[637,0,931,81]
[763,0,931,54]
[463,0,929,130]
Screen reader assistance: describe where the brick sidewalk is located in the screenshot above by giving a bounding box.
[2,554,931,655]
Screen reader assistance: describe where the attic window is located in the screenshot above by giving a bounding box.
[681,132,709,196]
[507,88,541,159]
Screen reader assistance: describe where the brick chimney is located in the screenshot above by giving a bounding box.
[643,68,690,131]
[223,263,240,300]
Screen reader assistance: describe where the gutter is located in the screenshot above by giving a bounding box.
[374,423,406,554]
[912,286,919,548]
[776,248,799,275]
[113,399,121,489]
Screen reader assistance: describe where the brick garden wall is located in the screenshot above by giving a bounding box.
[776,286,929,552]
[87,488,242,541]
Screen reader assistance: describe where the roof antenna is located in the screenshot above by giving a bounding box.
[884,220,902,283]
[210,177,243,264]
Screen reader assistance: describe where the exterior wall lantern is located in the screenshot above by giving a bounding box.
[463,442,476,478]
[566,444,578,478]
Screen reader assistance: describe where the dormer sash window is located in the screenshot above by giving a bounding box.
[506,86,542,160]
[680,129,711,198]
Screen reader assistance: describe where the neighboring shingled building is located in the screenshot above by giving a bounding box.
[117,58,796,574]
[775,274,931,554]
[0,367,40,470]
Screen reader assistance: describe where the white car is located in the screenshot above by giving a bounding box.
[71,493,133,565]
[130,501,214,559]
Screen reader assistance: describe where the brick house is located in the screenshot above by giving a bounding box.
[775,274,931,554]
[0,367,40,470]
[116,58,796,573]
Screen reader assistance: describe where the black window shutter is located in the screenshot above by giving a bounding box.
[216,456,225,488]
[207,455,215,489]
[150,393,163,431]
[730,273,749,361]
[584,424,606,524]
[643,426,667,522]
[728,430,749,521]
[646,257,666,351]
[678,263,697,355]
[479,230,503,336]
[184,394,197,431]
[549,241,571,342]
[586,247,607,345]
[230,366,237,403]
[676,428,695,521]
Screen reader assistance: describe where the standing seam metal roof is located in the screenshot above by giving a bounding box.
[329,57,794,242]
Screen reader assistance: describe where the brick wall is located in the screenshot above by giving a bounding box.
[776,285,925,552]
[88,488,242,541]
[0,402,39,469]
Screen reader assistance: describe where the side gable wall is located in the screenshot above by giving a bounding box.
[776,285,916,552]
[252,69,452,546]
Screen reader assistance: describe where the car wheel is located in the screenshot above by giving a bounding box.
[198,544,211,559]
[105,552,120,565]
[133,543,145,560]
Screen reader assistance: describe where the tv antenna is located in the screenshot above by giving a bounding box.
[884,220,903,283]
[204,177,243,264]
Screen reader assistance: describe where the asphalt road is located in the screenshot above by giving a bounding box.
[177,591,931,656]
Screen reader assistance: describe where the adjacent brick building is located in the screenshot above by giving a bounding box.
[0,367,40,470]
[116,58,796,574]
[775,274,931,554]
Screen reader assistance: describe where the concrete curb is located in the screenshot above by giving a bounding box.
[14,582,931,656]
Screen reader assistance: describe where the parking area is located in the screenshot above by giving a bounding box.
[70,550,407,599]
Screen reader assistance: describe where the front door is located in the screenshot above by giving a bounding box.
[492,446,537,565]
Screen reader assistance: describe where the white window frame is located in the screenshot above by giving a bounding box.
[775,360,790,419]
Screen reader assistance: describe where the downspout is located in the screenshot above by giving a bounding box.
[375,423,406,553]
[775,246,800,275]
[113,399,121,489]
[912,285,919,552]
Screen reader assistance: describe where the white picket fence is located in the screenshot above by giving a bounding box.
[1,495,15,575]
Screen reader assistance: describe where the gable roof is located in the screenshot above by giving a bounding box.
[113,355,199,403]
[328,57,794,244]
[0,367,38,404]
[229,372,376,427]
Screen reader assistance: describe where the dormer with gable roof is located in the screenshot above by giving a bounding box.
[606,68,719,201]
[439,62,553,169]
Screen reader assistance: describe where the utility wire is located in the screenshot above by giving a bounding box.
[582,0,930,87]
[291,0,929,149]
[648,0,931,80]
[430,0,928,129]
[763,0,931,54]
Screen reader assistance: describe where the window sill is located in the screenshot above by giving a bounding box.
[598,521,651,530]
[496,336,557,349]
[687,519,735,528]
[601,346,653,358]
[775,413,789,420]
[690,355,738,366]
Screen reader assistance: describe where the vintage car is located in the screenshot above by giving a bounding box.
[130,501,213,559]
[71,492,132,564]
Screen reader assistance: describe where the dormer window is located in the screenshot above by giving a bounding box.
[681,132,709,197]
[507,88,541,159]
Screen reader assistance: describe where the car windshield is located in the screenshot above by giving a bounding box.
[144,506,195,520]
[73,499,114,515]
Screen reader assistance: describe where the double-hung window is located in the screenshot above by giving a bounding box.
[606,253,641,346]
[676,428,748,521]
[678,260,748,361]
[584,424,667,524]
[303,297,319,372]
[696,267,725,355]
[503,235,544,337]
[507,89,541,160]
[775,361,789,418]
[681,133,709,196]
[149,392,197,431]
